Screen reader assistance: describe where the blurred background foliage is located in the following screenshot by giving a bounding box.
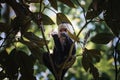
[0,0,120,80]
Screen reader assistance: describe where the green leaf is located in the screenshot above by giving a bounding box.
[82,48,100,79]
[6,49,19,78]
[104,0,120,36]
[105,19,120,36]
[58,0,75,8]
[104,10,120,36]
[34,13,55,25]
[24,32,49,47]
[0,50,8,65]
[86,0,105,19]
[25,0,41,3]
[20,40,44,64]
[13,50,35,77]
[89,63,99,79]
[11,16,31,34]
[91,33,114,44]
[0,22,9,32]
[42,13,55,25]
[48,0,57,10]
[67,30,79,42]
[82,48,92,72]
[82,55,90,72]
[57,13,72,25]
[87,49,101,62]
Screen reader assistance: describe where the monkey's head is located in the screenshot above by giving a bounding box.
[58,23,74,38]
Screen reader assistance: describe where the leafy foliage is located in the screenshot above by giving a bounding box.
[82,48,101,79]
[0,49,36,80]
[0,0,120,80]
[56,13,72,25]
[91,33,114,44]
[86,0,106,19]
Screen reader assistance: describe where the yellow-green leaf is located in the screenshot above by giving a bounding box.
[42,13,55,25]
[57,13,72,25]
[67,30,79,42]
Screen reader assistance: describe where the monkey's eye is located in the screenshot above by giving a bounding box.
[60,28,67,32]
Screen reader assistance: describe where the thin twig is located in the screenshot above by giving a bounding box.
[76,0,87,22]
[61,19,91,75]
[38,2,58,79]
[114,37,119,80]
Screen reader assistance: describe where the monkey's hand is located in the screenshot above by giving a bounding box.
[51,31,58,36]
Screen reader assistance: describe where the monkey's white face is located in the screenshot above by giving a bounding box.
[59,28,67,32]
[58,28,67,38]
[58,28,68,44]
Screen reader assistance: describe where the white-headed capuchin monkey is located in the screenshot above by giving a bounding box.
[43,23,76,80]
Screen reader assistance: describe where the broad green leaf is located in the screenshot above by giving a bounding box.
[104,5,120,36]
[82,48,91,72]
[104,19,120,36]
[6,49,19,78]
[82,55,90,72]
[57,13,72,25]
[34,13,55,25]
[58,0,75,8]
[0,50,8,65]
[87,49,101,62]
[91,33,114,44]
[103,0,120,36]
[21,16,32,34]
[42,13,55,25]
[82,48,100,79]
[25,0,41,3]
[20,40,44,64]
[24,32,49,47]
[13,50,35,76]
[89,63,99,79]
[86,0,105,19]
[11,16,31,34]
[48,0,57,10]
[0,22,9,32]
[67,30,79,42]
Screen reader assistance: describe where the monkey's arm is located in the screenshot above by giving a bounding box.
[61,33,76,55]
[52,34,63,52]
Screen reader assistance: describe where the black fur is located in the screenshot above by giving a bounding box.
[43,33,76,80]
